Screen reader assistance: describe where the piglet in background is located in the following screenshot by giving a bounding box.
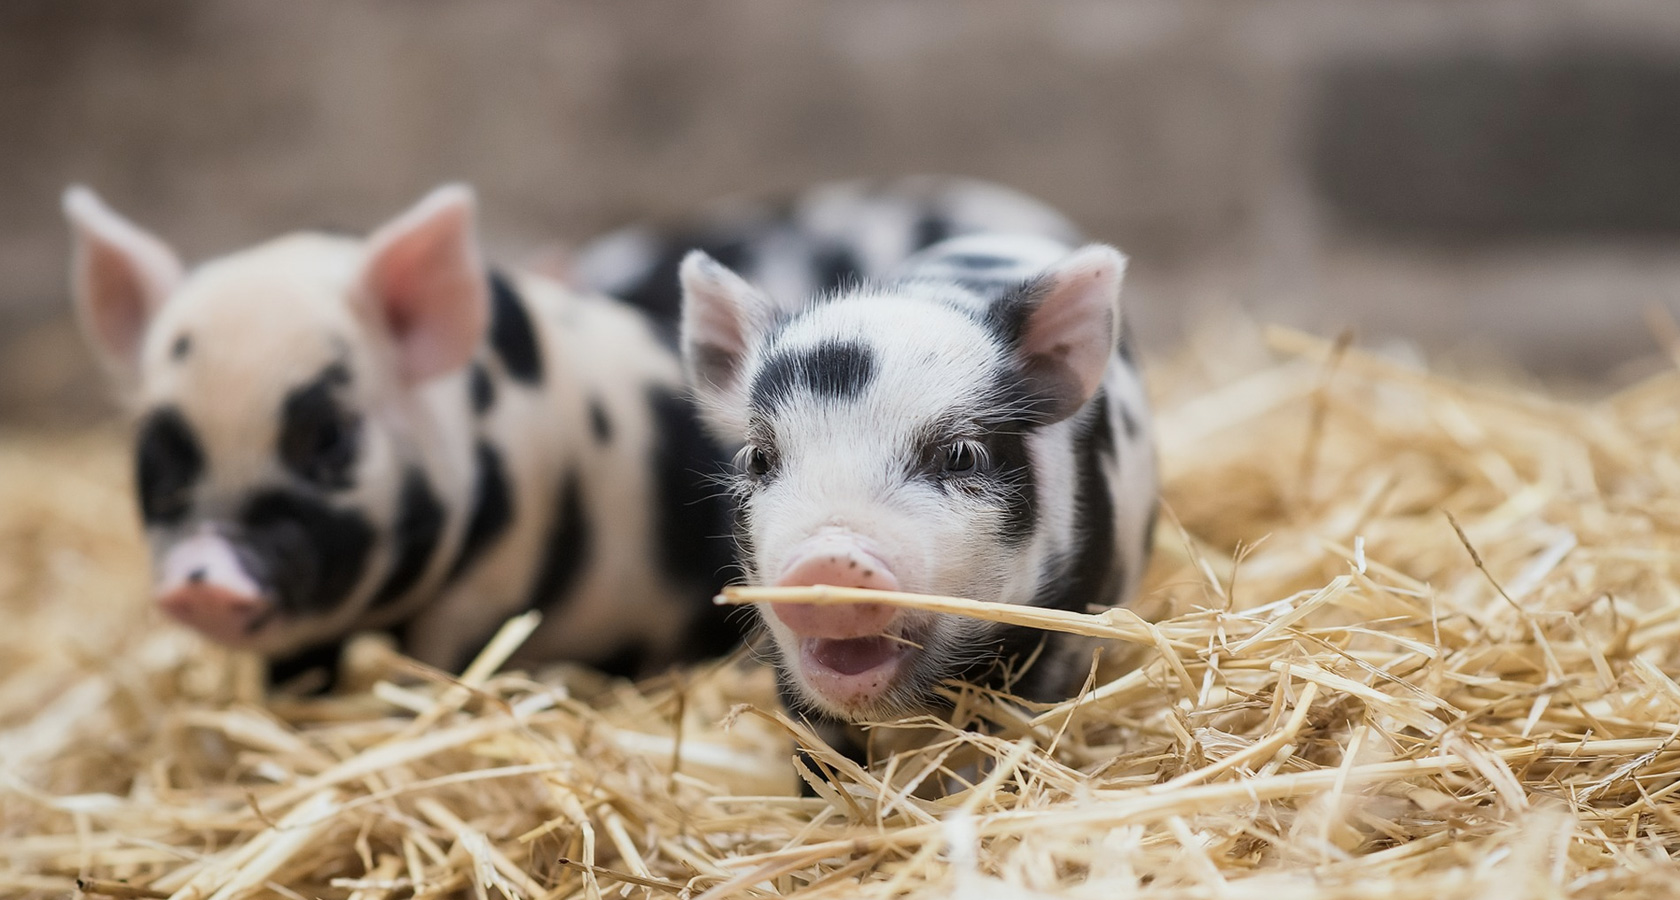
[64,184,742,685]
[569,176,1082,328]
[678,228,1158,751]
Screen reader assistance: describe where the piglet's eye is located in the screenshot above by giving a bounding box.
[279,366,361,491]
[942,440,987,475]
[282,411,360,489]
[736,444,776,481]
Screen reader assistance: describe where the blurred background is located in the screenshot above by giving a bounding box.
[3,0,1678,426]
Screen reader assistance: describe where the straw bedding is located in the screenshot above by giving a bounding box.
[5,324,1680,899]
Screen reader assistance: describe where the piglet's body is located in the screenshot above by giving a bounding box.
[66,185,739,681]
[572,176,1080,327]
[680,230,1158,732]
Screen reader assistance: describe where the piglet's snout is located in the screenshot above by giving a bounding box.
[770,535,901,639]
[155,529,271,646]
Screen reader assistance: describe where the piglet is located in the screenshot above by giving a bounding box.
[678,231,1158,735]
[64,184,742,684]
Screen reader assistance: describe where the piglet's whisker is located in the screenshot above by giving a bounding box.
[881,632,926,650]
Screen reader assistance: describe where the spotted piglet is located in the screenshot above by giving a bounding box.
[679,231,1157,743]
[65,184,740,684]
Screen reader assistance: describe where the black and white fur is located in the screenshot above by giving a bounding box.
[679,232,1157,729]
[64,184,740,683]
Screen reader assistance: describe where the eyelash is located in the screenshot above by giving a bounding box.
[935,439,991,478]
[735,443,777,481]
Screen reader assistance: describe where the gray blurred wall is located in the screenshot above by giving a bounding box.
[3,0,1680,424]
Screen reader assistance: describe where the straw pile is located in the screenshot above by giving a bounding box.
[6,322,1680,899]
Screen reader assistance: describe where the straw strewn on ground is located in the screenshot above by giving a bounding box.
[5,323,1680,899]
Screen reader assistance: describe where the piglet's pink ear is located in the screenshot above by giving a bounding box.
[359,184,489,385]
[679,250,781,439]
[63,186,184,377]
[1014,244,1127,423]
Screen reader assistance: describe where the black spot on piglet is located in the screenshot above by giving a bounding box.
[526,470,591,610]
[266,639,346,694]
[647,386,746,662]
[447,441,513,582]
[136,406,204,526]
[369,468,446,610]
[943,253,1015,270]
[1050,393,1119,615]
[912,212,954,251]
[614,234,751,339]
[811,244,862,293]
[593,641,649,679]
[469,363,496,415]
[589,397,613,444]
[240,490,374,615]
[489,272,543,384]
[279,363,360,491]
[646,387,735,588]
[750,340,877,410]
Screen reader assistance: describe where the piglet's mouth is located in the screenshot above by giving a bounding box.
[807,635,906,676]
[797,635,913,709]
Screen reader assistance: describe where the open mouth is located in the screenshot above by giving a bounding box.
[809,635,904,675]
[797,634,915,710]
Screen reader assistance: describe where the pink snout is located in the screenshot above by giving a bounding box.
[770,536,901,640]
[155,529,272,646]
[157,583,268,646]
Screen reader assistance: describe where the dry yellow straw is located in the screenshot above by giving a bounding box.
[11,323,1680,898]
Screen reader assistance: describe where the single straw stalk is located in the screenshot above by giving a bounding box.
[717,584,1188,650]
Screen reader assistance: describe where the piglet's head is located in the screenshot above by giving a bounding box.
[679,242,1125,721]
[65,185,490,655]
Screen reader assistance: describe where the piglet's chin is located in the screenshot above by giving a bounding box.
[797,636,911,711]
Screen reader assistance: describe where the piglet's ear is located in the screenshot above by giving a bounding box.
[63,186,183,377]
[1011,244,1127,423]
[359,184,489,385]
[679,250,781,437]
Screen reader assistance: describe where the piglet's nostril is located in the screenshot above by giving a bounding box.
[773,544,901,596]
